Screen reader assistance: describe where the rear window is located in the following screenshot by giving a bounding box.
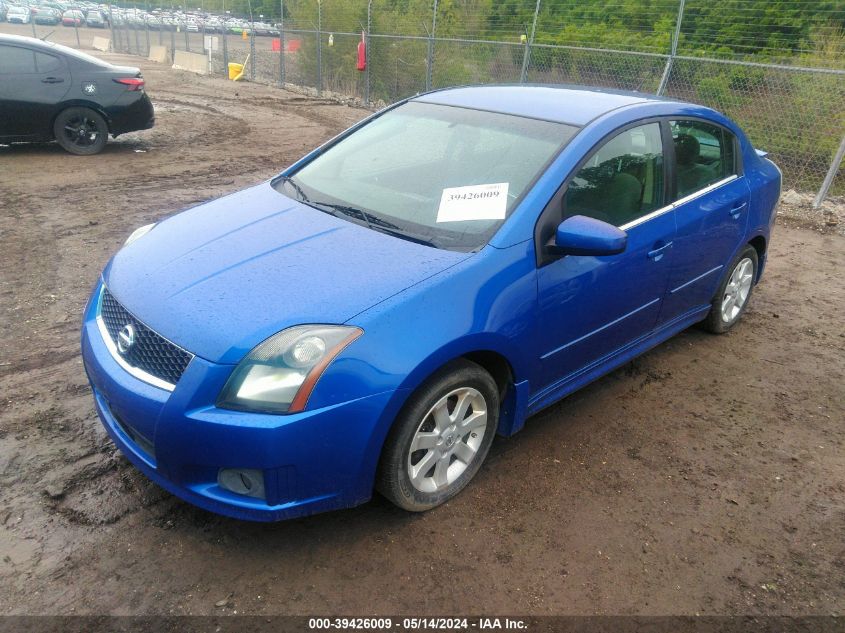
[35,51,62,73]
[670,120,738,199]
[43,40,112,68]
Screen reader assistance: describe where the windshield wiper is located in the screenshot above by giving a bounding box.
[276,175,310,203]
[367,225,439,248]
[312,201,438,248]
[275,184,439,248]
[310,202,400,231]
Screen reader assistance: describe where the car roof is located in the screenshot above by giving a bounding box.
[412,84,680,127]
[0,33,117,68]
[0,34,54,49]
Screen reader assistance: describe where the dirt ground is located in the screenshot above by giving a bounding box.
[1,46,844,618]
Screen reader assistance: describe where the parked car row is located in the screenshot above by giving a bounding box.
[0,1,106,28]
[0,0,280,35]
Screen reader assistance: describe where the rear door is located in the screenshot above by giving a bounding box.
[0,44,70,139]
[658,119,750,325]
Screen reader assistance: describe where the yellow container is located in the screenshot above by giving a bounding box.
[228,63,244,80]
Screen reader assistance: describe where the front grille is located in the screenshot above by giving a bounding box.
[99,287,193,387]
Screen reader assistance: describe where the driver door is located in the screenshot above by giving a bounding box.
[536,121,676,393]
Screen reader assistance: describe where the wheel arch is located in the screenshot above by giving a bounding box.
[51,101,114,138]
[747,234,767,282]
[387,336,531,441]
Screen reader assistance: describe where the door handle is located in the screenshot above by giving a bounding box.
[647,241,673,262]
[729,201,747,219]
[42,77,64,84]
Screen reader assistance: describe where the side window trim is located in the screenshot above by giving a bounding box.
[670,174,739,208]
[629,116,738,227]
[533,116,668,267]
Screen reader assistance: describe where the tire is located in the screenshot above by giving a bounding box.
[701,245,758,334]
[377,359,500,512]
[53,107,109,156]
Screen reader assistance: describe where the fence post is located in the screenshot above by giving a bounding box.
[249,24,256,80]
[365,0,372,105]
[108,7,115,51]
[30,18,36,38]
[520,0,541,83]
[279,0,285,86]
[182,0,189,53]
[74,20,81,48]
[813,134,845,209]
[425,0,438,90]
[657,0,685,95]
[316,0,322,95]
[170,26,176,62]
[146,21,151,56]
[222,21,229,73]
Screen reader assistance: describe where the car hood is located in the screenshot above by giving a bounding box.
[104,181,469,364]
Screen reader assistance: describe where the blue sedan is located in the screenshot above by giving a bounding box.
[81,85,781,521]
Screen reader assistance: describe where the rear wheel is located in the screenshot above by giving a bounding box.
[53,107,108,155]
[377,360,499,512]
[701,245,758,334]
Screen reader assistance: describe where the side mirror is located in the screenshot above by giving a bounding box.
[554,215,627,256]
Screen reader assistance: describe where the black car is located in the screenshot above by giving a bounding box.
[0,34,154,155]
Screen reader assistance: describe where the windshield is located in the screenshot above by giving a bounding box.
[274,101,578,251]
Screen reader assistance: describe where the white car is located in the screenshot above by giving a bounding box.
[7,5,31,23]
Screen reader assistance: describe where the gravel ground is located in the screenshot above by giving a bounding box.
[0,40,844,618]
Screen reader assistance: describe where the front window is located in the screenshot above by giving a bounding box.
[0,45,36,74]
[565,122,665,227]
[274,101,578,251]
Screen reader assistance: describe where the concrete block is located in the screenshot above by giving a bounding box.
[92,36,110,52]
[172,50,209,75]
[148,45,168,64]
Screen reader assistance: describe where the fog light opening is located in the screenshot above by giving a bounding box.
[217,468,266,500]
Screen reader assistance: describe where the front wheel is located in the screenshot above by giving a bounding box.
[377,360,499,512]
[53,107,109,155]
[701,245,758,334]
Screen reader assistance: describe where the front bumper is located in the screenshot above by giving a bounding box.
[81,282,402,522]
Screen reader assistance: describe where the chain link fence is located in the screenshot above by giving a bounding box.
[21,0,845,202]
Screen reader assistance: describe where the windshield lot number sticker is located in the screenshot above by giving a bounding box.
[437,182,509,222]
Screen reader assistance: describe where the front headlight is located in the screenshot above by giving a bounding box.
[124,223,156,246]
[217,325,363,414]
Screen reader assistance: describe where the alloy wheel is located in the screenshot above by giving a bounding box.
[721,257,754,323]
[62,115,101,149]
[407,387,488,494]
